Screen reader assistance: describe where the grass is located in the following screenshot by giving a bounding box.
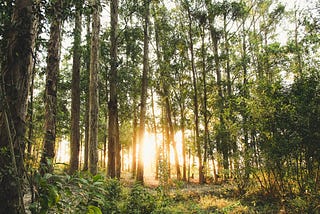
[26,171,319,213]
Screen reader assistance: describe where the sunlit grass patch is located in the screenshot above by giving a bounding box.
[199,195,249,213]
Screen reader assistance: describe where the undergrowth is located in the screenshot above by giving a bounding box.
[28,172,320,214]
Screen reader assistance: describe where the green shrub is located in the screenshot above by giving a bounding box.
[30,172,123,213]
[125,183,156,214]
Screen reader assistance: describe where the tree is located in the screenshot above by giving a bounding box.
[69,0,82,174]
[108,0,121,179]
[185,0,205,184]
[40,0,62,174]
[136,0,150,183]
[88,0,100,175]
[0,0,34,211]
[82,13,91,171]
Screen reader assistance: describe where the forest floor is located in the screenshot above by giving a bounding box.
[24,172,285,213]
[120,173,283,213]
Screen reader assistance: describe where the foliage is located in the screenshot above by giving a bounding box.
[125,183,156,213]
[30,173,123,213]
[28,170,320,213]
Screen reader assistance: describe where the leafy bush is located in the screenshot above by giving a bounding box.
[30,172,122,213]
[286,194,320,214]
[125,182,156,214]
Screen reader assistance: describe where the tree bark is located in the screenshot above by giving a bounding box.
[186,4,204,184]
[40,0,62,174]
[27,0,40,167]
[88,0,100,175]
[131,101,138,177]
[241,17,250,178]
[108,0,121,179]
[0,0,34,212]
[151,88,159,179]
[201,23,209,180]
[136,0,150,183]
[83,14,91,171]
[164,87,181,180]
[69,1,82,174]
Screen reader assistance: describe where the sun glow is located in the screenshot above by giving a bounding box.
[139,131,185,176]
[54,130,187,177]
[141,132,157,175]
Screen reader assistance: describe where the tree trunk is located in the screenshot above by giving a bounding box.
[26,0,40,167]
[40,0,62,174]
[69,1,82,174]
[103,109,107,168]
[0,0,34,212]
[241,17,250,178]
[186,5,204,184]
[201,23,209,179]
[213,30,229,175]
[151,87,159,179]
[108,0,121,179]
[164,87,181,180]
[131,102,138,178]
[176,59,187,181]
[136,0,150,183]
[88,0,100,175]
[83,14,91,171]
[294,10,302,75]
[223,13,232,97]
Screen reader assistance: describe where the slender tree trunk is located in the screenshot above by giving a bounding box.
[40,0,62,174]
[83,14,91,171]
[161,106,169,183]
[294,10,302,75]
[201,24,209,179]
[0,0,34,212]
[26,0,40,167]
[132,102,138,177]
[151,87,160,179]
[205,0,228,179]
[153,12,162,180]
[88,0,100,175]
[212,30,229,174]
[164,109,171,179]
[223,13,232,97]
[241,18,250,178]
[179,101,187,181]
[69,1,82,174]
[103,108,107,168]
[108,0,120,179]
[136,0,150,183]
[83,95,90,171]
[186,5,204,184]
[164,87,181,180]
[176,60,187,181]
[153,12,180,180]
[27,62,35,168]
[181,120,187,181]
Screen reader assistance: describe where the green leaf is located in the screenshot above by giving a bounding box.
[93,174,104,182]
[87,205,102,214]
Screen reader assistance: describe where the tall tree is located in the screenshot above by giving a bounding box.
[200,17,210,178]
[88,0,100,175]
[131,101,138,177]
[0,0,34,211]
[185,1,205,184]
[136,0,150,183]
[26,0,41,167]
[108,0,120,179]
[69,0,82,174]
[40,0,62,174]
[83,14,91,171]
